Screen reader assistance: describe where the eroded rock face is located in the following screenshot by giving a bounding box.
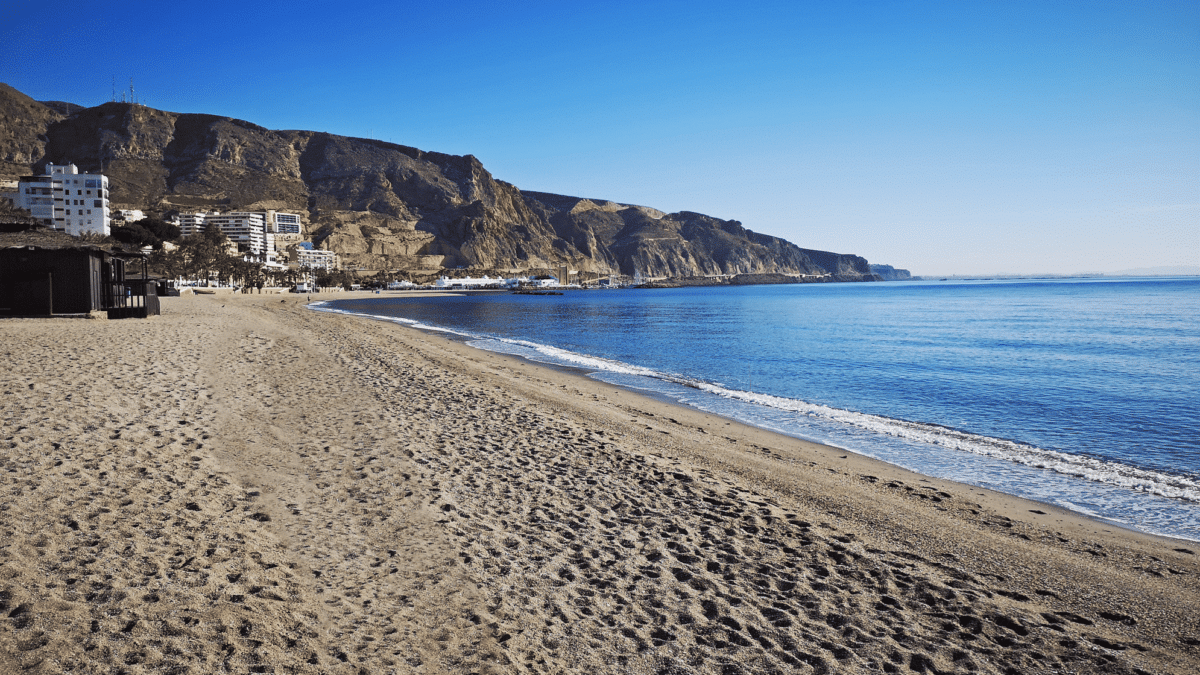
[0,84,878,279]
[870,264,913,280]
[0,84,65,176]
[314,211,441,269]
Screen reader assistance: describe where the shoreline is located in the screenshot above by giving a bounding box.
[315,291,1197,546]
[1,293,1197,674]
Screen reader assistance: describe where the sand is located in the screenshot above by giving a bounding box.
[1,292,1197,675]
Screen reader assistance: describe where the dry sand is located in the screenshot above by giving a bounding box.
[1,292,1197,675]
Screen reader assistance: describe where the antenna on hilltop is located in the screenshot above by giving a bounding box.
[111,76,116,103]
[130,78,136,105]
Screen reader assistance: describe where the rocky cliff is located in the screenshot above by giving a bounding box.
[0,84,64,178]
[1,83,878,279]
[869,264,913,281]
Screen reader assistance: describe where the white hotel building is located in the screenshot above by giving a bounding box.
[16,163,110,235]
[180,211,263,254]
[178,211,300,267]
[295,247,339,270]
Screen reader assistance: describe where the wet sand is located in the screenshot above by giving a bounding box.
[1,292,1197,674]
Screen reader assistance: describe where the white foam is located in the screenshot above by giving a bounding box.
[469,337,669,378]
[476,334,1200,505]
[693,383,1200,504]
[311,305,475,337]
[1052,500,1107,520]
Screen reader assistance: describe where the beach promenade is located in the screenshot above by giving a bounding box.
[1,294,1196,674]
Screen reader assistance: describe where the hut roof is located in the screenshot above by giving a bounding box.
[0,204,39,231]
[0,230,146,256]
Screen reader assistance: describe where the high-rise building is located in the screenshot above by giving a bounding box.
[178,211,266,256]
[16,163,110,236]
[205,212,266,256]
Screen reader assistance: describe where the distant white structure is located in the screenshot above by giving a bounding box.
[387,280,416,290]
[114,209,145,222]
[16,163,110,235]
[434,275,522,289]
[296,248,339,270]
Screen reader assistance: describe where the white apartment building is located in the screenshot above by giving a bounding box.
[265,210,302,234]
[296,248,339,270]
[178,211,267,257]
[208,212,265,256]
[178,210,301,264]
[177,212,208,237]
[262,232,282,267]
[16,163,110,235]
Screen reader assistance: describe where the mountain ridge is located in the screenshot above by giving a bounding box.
[1,83,880,280]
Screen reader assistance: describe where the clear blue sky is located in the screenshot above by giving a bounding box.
[4,0,1197,275]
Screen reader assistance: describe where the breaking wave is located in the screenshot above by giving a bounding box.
[464,334,1200,505]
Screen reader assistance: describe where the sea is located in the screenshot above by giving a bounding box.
[317,277,1200,542]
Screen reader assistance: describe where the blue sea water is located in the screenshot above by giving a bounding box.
[319,277,1200,541]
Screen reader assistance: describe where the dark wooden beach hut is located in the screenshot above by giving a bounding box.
[0,230,159,318]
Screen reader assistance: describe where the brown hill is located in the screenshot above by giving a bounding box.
[0,84,64,178]
[0,83,877,279]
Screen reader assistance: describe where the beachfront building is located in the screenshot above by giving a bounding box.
[201,212,265,257]
[0,230,158,318]
[296,246,339,270]
[262,232,282,267]
[434,275,522,289]
[16,163,111,236]
[178,210,300,265]
[178,211,269,257]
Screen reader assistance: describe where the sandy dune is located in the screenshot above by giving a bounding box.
[1,293,1196,674]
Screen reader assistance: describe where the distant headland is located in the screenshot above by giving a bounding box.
[0,82,906,284]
